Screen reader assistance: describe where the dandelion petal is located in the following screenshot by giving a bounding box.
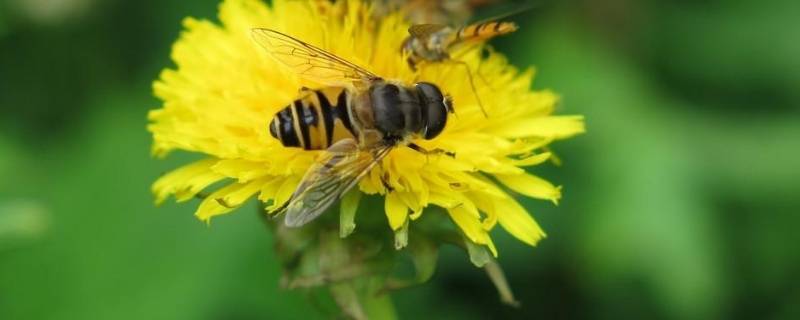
[495,172,562,204]
[495,197,546,246]
[385,193,408,231]
[490,115,586,140]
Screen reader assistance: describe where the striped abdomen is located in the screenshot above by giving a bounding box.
[453,21,518,43]
[269,88,357,150]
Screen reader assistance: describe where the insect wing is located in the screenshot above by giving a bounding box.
[251,28,381,87]
[468,2,537,27]
[408,23,449,40]
[282,139,393,227]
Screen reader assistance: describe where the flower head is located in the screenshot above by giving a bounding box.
[149,0,584,256]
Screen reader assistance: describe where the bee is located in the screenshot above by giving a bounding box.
[252,28,454,227]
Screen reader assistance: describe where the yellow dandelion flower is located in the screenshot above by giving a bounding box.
[149,0,584,256]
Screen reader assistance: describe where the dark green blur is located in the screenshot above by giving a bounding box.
[1,0,798,319]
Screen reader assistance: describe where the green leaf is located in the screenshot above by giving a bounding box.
[340,190,361,238]
[463,236,491,267]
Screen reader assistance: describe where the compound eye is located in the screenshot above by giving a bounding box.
[415,82,448,139]
[416,82,444,104]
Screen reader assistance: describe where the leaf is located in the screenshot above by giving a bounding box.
[340,190,361,238]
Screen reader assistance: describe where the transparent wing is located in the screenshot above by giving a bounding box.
[280,139,394,227]
[467,2,537,27]
[251,28,381,87]
[408,24,449,40]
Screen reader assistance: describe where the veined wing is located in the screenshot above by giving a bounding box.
[408,24,449,40]
[279,138,394,227]
[251,28,381,87]
[443,4,532,50]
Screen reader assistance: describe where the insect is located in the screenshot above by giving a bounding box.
[373,0,502,26]
[252,28,454,227]
[402,21,518,69]
[401,12,522,117]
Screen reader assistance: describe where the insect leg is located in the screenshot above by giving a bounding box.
[381,173,394,192]
[446,60,489,118]
[408,143,456,159]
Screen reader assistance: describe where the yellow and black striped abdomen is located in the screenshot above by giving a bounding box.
[269,88,357,150]
[455,21,518,43]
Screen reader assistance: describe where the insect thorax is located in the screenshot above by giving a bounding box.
[367,82,426,139]
[352,80,450,147]
[406,34,451,64]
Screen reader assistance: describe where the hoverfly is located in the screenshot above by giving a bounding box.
[252,28,454,227]
[373,0,502,26]
[401,8,528,117]
[402,20,518,69]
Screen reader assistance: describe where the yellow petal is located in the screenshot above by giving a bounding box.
[428,191,462,209]
[214,178,266,208]
[409,206,424,220]
[173,170,227,203]
[489,115,585,140]
[396,191,422,215]
[195,179,263,222]
[448,204,488,245]
[256,177,282,202]
[469,191,498,231]
[384,193,408,230]
[152,159,223,205]
[394,184,425,220]
[266,176,299,212]
[511,152,552,167]
[495,197,546,246]
[495,172,561,204]
[485,236,498,257]
[211,159,269,183]
[361,166,386,195]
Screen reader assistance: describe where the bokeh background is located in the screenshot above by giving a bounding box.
[1,0,798,319]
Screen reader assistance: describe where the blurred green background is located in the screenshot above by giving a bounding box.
[1,0,798,319]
